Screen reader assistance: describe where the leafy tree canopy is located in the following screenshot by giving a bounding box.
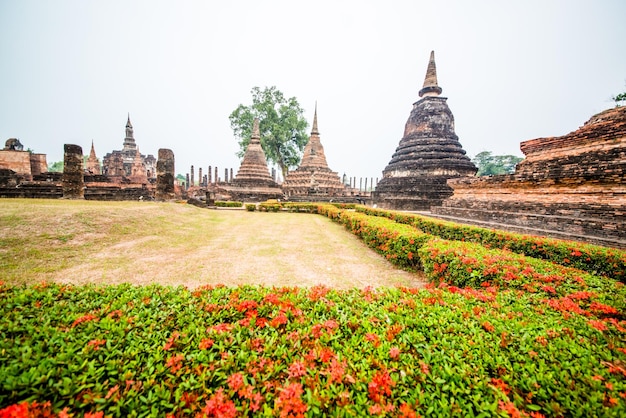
[472,151,523,176]
[229,86,309,179]
[48,161,63,172]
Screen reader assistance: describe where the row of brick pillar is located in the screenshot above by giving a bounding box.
[183,165,237,189]
[343,175,379,194]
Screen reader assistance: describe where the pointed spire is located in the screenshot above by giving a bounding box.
[311,102,319,135]
[89,140,97,159]
[251,118,261,143]
[126,113,132,128]
[419,50,443,98]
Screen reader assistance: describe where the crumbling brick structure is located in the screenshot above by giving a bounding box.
[431,106,626,249]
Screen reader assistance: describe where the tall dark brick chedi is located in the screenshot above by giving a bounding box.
[373,51,476,210]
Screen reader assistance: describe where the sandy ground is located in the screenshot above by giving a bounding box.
[8,202,427,289]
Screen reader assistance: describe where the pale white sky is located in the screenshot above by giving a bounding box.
[1,0,625,181]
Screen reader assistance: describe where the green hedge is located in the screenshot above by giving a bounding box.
[357,206,626,282]
[214,201,243,208]
[317,206,432,271]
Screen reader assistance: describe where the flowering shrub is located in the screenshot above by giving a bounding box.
[356,206,626,282]
[318,207,433,271]
[1,282,625,416]
[419,238,626,311]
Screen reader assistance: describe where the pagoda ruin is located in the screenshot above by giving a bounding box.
[217,118,282,202]
[282,105,346,199]
[373,51,476,210]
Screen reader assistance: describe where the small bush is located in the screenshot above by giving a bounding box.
[245,204,256,212]
[258,200,282,212]
[214,201,243,208]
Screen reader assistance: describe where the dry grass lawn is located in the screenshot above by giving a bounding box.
[0,199,426,289]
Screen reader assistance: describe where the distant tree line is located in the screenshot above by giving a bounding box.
[471,151,523,177]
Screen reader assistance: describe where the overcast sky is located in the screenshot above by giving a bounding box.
[1,0,625,181]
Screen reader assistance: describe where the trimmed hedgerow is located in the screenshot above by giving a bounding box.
[317,206,432,271]
[356,206,626,282]
[215,201,244,208]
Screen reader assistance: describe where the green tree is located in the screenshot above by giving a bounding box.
[472,151,523,176]
[613,91,626,107]
[229,86,309,179]
[48,161,63,172]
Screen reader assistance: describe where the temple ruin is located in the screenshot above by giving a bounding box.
[282,105,347,200]
[373,51,477,210]
[431,106,626,249]
[213,118,283,202]
[102,115,156,180]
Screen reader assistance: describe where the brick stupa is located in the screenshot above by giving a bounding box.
[282,105,346,199]
[221,118,282,202]
[373,51,477,210]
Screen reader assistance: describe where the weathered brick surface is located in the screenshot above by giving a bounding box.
[156,148,176,201]
[62,144,84,199]
[432,106,626,249]
[0,150,32,177]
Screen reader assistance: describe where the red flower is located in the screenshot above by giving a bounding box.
[208,323,233,333]
[270,311,289,328]
[498,400,521,418]
[366,333,381,348]
[275,382,307,417]
[326,358,346,384]
[200,389,237,418]
[199,338,214,350]
[163,331,180,351]
[588,319,608,332]
[288,361,307,378]
[236,300,259,312]
[589,302,619,315]
[482,321,495,333]
[368,369,395,403]
[419,361,430,375]
[389,347,400,360]
[71,313,98,328]
[165,354,184,373]
[227,372,245,392]
[86,339,106,351]
[490,378,510,395]
[398,403,419,418]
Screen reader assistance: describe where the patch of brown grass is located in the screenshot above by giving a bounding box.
[0,199,426,289]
